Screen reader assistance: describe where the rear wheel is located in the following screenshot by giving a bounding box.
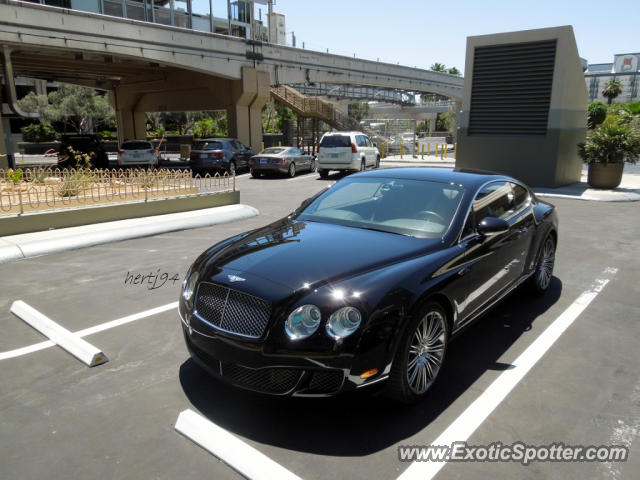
[386,301,449,404]
[531,235,555,294]
[228,161,236,175]
[250,168,260,178]
[309,159,317,173]
[319,169,329,179]
[360,159,366,171]
[288,162,296,177]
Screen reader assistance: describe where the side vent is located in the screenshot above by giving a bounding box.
[469,40,557,135]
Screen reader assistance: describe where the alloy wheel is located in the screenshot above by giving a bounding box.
[406,310,446,395]
[537,237,555,290]
[289,162,296,177]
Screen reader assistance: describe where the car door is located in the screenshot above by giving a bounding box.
[233,140,249,168]
[364,135,375,166]
[456,181,534,324]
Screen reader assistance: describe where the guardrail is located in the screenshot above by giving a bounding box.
[0,167,234,215]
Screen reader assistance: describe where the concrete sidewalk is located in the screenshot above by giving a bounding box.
[0,203,258,263]
[381,156,640,202]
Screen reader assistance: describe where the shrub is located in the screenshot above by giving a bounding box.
[578,122,640,165]
[21,123,57,142]
[587,101,607,129]
[6,168,23,185]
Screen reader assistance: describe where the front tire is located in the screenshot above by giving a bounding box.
[319,169,329,179]
[360,159,366,171]
[310,159,317,173]
[375,156,380,169]
[228,161,236,175]
[386,301,449,404]
[250,168,260,178]
[531,235,555,294]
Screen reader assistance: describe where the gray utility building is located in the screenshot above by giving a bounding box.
[456,26,587,187]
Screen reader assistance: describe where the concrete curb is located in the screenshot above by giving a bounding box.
[0,204,259,263]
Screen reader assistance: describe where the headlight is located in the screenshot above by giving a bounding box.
[326,307,361,339]
[285,305,321,340]
[182,270,199,305]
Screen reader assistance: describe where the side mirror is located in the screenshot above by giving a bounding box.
[373,142,377,148]
[477,217,509,236]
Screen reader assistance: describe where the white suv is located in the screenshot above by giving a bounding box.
[316,131,380,179]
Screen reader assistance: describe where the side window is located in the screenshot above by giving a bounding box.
[356,135,367,147]
[364,136,372,147]
[472,182,512,225]
[510,183,530,213]
[290,148,301,155]
[233,141,245,151]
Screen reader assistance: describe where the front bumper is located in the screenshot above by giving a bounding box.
[180,310,388,397]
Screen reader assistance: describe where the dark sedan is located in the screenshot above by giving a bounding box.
[189,138,254,176]
[249,147,316,178]
[179,168,558,403]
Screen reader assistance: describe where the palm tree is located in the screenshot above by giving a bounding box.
[602,78,623,105]
[447,67,461,76]
[430,62,446,73]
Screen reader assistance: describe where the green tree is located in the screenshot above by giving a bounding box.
[602,78,623,105]
[18,84,114,133]
[587,101,608,129]
[348,102,369,122]
[447,67,461,76]
[430,62,446,73]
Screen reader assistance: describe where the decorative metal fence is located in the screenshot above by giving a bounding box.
[0,168,234,215]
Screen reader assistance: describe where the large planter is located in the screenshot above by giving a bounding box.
[587,162,624,189]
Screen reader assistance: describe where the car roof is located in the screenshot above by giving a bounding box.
[322,131,365,136]
[198,138,233,142]
[354,167,516,189]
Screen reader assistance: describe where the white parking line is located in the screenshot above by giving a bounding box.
[0,302,178,361]
[175,409,302,480]
[397,267,618,480]
[10,301,108,367]
[286,174,319,182]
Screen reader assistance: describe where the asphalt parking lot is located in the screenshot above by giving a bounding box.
[1,164,639,480]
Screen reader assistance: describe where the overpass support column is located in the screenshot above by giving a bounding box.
[0,88,10,170]
[453,101,462,143]
[228,67,270,150]
[112,88,146,145]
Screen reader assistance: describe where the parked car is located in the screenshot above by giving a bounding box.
[249,147,316,178]
[316,131,380,179]
[117,140,158,167]
[57,134,109,169]
[189,138,254,175]
[179,168,558,402]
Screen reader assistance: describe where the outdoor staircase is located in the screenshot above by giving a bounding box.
[270,85,394,151]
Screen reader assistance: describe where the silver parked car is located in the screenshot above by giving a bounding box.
[117,140,158,167]
[249,147,316,178]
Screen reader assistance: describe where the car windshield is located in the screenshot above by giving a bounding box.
[261,148,286,154]
[298,177,464,238]
[320,135,351,148]
[121,141,151,150]
[193,141,223,150]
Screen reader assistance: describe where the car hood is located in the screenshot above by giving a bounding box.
[201,219,442,290]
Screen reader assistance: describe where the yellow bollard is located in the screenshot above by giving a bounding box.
[435,143,439,156]
[400,143,404,159]
[427,142,430,156]
[278,141,281,147]
[381,143,385,158]
[421,143,424,159]
[441,143,445,159]
[454,143,457,159]
[261,142,264,152]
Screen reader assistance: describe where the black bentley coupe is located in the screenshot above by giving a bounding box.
[179,168,557,403]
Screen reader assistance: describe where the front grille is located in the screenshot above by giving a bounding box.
[195,282,271,338]
[221,362,301,394]
[307,370,345,394]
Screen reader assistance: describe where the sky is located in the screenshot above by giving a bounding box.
[249,0,639,73]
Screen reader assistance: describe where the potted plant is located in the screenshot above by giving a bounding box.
[578,122,640,189]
